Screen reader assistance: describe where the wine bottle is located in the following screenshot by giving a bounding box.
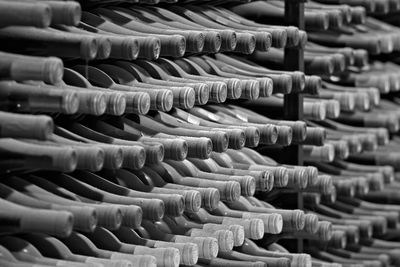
[0,52,63,84]
[0,112,53,140]
[0,138,77,173]
[19,233,135,267]
[0,26,99,59]
[3,175,124,231]
[0,198,74,238]
[0,182,97,233]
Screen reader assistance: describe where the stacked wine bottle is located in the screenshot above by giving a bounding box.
[1,0,400,266]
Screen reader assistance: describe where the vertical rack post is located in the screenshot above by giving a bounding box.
[284,0,305,252]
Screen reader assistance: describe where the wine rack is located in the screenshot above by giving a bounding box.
[2,0,400,266]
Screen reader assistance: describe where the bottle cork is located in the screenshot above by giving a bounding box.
[303,166,319,186]
[155,89,173,112]
[387,73,400,92]
[271,28,287,48]
[290,254,311,267]
[303,214,319,234]
[140,199,165,221]
[133,246,180,267]
[46,1,82,26]
[86,257,133,267]
[235,33,256,54]
[312,175,333,195]
[235,175,256,197]
[333,92,355,112]
[353,49,369,67]
[285,26,300,47]
[69,206,97,233]
[49,146,78,172]
[307,56,334,75]
[190,229,234,252]
[203,31,221,53]
[239,79,260,100]
[338,47,355,66]
[173,86,195,109]
[280,209,305,232]
[254,31,272,51]
[254,166,288,188]
[194,187,220,211]
[341,136,362,154]
[214,128,244,150]
[142,138,187,162]
[180,190,202,213]
[304,144,335,162]
[219,30,237,51]
[93,205,123,230]
[327,140,349,160]
[328,230,347,249]
[185,31,205,53]
[117,205,142,229]
[109,36,139,60]
[156,134,212,160]
[206,131,229,153]
[256,124,278,145]
[333,225,359,244]
[194,180,240,203]
[333,180,355,197]
[303,127,326,146]
[138,37,161,60]
[242,212,283,234]
[110,253,157,267]
[154,241,198,266]
[316,221,333,241]
[192,83,210,105]
[328,10,344,29]
[222,218,264,239]
[202,223,245,247]
[304,102,327,121]
[164,34,186,58]
[256,77,273,97]
[276,125,293,146]
[173,235,218,259]
[119,145,146,170]
[350,6,366,24]
[142,143,164,165]
[324,100,340,118]
[74,146,104,172]
[208,81,228,103]
[321,186,337,203]
[73,90,107,115]
[104,91,126,116]
[260,170,275,192]
[272,74,293,94]
[225,78,242,99]
[353,177,369,196]
[287,168,308,189]
[306,12,329,30]
[97,145,123,170]
[298,30,308,48]
[232,125,260,148]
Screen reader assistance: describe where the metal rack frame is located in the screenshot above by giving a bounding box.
[283,0,306,252]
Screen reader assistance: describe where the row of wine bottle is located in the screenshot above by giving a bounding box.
[2,0,400,266]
